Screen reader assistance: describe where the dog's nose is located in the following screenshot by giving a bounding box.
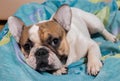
[35,48,49,57]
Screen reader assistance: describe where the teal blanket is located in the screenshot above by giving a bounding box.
[0,0,120,81]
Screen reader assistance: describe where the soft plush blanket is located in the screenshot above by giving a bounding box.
[0,0,120,81]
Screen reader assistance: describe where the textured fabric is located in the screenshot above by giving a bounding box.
[0,0,120,81]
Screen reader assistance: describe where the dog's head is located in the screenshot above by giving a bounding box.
[8,5,71,72]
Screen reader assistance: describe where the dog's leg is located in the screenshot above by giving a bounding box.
[88,22,117,42]
[89,24,117,42]
[100,29,117,42]
[87,40,102,75]
[53,66,68,75]
[80,11,117,42]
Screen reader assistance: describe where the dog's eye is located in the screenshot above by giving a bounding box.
[23,43,31,51]
[51,38,60,47]
[23,39,34,53]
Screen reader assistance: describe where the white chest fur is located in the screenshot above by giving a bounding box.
[66,8,97,65]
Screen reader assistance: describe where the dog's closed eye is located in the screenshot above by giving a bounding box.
[23,39,34,53]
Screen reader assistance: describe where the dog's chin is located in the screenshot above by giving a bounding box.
[35,66,58,73]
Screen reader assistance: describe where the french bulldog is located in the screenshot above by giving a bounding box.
[8,4,117,75]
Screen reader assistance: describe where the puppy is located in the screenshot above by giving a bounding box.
[8,4,117,75]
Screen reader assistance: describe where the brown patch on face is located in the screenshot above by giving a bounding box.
[19,26,30,45]
[21,47,29,58]
[19,26,31,57]
[37,20,69,56]
[58,37,69,56]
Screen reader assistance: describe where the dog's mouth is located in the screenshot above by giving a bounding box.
[35,63,58,73]
[36,68,58,74]
[26,46,64,73]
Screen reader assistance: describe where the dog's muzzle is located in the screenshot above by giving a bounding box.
[26,46,63,73]
[35,48,53,71]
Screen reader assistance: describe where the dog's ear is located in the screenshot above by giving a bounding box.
[53,4,72,32]
[8,16,24,42]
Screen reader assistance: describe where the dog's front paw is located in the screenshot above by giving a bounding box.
[53,67,68,75]
[87,58,102,76]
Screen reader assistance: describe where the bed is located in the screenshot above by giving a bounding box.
[0,0,120,81]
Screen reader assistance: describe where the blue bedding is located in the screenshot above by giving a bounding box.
[0,0,120,81]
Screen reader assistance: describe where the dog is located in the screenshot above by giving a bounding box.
[8,4,117,75]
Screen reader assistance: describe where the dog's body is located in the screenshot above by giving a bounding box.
[8,5,117,75]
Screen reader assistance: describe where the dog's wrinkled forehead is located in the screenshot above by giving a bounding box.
[37,21,65,42]
[19,20,66,46]
[29,24,40,44]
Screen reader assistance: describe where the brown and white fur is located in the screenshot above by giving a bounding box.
[8,4,117,76]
